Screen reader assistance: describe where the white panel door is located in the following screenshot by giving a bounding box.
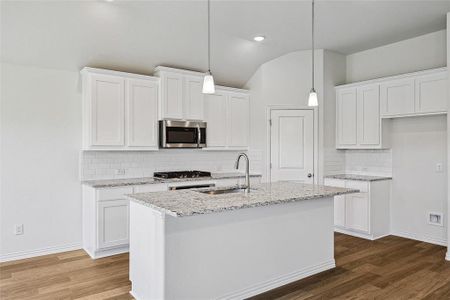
[415,72,448,113]
[270,110,314,183]
[357,84,380,146]
[97,199,129,249]
[184,76,204,120]
[91,74,125,146]
[380,78,415,116]
[228,94,249,148]
[126,79,158,148]
[161,73,183,119]
[345,193,369,233]
[204,92,228,147]
[337,88,357,147]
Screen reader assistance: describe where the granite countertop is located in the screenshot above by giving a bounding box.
[324,174,392,182]
[127,181,358,217]
[82,172,262,188]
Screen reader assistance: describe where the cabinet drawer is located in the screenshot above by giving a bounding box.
[345,180,369,193]
[133,184,167,193]
[324,179,346,188]
[97,187,133,201]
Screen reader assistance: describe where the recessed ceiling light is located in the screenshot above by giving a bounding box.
[104,0,114,2]
[253,36,265,42]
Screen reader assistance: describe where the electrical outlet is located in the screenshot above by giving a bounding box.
[427,212,443,227]
[435,163,443,173]
[115,169,126,175]
[15,224,24,235]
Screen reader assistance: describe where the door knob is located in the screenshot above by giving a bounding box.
[307,173,313,178]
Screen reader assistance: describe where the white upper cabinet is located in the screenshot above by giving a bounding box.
[228,94,250,148]
[415,71,447,114]
[159,72,184,119]
[89,74,125,146]
[337,88,358,147]
[126,78,159,148]
[380,78,415,117]
[204,87,250,150]
[336,67,447,150]
[155,67,205,121]
[204,91,228,148]
[184,75,204,120]
[82,68,159,151]
[357,84,380,146]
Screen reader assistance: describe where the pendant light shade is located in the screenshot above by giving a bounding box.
[308,0,318,107]
[202,71,215,94]
[308,88,318,107]
[202,0,215,94]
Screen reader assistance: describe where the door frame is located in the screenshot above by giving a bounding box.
[266,106,319,184]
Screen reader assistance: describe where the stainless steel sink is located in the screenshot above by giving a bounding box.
[196,187,256,195]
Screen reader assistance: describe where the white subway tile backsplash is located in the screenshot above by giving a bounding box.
[344,149,392,176]
[79,150,255,181]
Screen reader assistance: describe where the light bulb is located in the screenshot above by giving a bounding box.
[308,89,318,107]
[202,73,215,94]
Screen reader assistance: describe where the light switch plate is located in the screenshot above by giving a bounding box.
[435,163,443,173]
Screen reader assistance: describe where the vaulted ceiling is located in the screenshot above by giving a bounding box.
[2,1,449,87]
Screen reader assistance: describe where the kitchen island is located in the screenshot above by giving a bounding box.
[127,182,357,300]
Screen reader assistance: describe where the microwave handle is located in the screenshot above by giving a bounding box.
[197,124,201,148]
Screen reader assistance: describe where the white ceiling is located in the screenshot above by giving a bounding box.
[2,1,449,87]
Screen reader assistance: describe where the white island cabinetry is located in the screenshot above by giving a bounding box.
[128,182,357,300]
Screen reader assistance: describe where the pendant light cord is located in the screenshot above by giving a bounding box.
[207,0,211,74]
[311,0,315,90]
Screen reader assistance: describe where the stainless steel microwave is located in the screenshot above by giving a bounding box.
[159,120,206,148]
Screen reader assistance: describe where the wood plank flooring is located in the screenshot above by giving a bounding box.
[1,233,449,299]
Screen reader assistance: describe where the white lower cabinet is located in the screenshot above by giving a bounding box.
[324,178,390,240]
[82,184,167,259]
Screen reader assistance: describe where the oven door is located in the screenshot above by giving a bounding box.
[159,120,206,148]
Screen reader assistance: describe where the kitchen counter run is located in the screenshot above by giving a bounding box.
[324,174,392,182]
[127,181,358,217]
[82,172,262,188]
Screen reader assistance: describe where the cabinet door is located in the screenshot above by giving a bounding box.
[90,75,125,146]
[357,84,380,146]
[161,73,183,119]
[228,94,249,148]
[97,199,129,249]
[126,79,158,148]
[415,72,448,113]
[334,195,346,228]
[184,76,204,120]
[204,92,228,147]
[345,193,369,233]
[337,88,357,147]
[380,78,415,116]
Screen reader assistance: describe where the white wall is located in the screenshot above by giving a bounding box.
[323,51,346,176]
[390,116,447,246]
[344,29,448,247]
[1,63,83,260]
[244,50,324,182]
[346,30,447,82]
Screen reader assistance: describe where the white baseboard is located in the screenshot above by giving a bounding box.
[85,246,129,260]
[0,243,82,263]
[391,230,447,247]
[217,259,336,300]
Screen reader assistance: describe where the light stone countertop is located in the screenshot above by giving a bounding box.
[127,181,358,217]
[324,174,392,182]
[82,172,262,188]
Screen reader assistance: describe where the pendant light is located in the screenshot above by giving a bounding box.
[308,0,318,107]
[202,0,215,94]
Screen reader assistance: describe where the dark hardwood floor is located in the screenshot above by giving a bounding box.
[1,233,449,299]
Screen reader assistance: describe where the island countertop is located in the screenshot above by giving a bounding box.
[127,181,358,217]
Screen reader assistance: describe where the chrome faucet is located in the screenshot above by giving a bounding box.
[235,152,250,193]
